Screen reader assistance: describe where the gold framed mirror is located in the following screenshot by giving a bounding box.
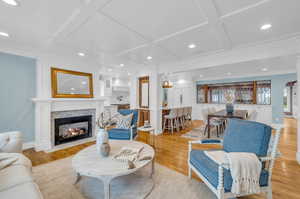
[51,67,94,98]
[139,76,149,108]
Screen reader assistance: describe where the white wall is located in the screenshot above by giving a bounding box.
[36,53,101,99]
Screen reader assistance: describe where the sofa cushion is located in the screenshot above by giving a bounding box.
[0,165,33,191]
[0,182,42,199]
[190,150,269,192]
[223,119,272,156]
[0,153,32,168]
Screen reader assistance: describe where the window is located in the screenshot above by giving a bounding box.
[196,80,271,105]
[256,81,271,105]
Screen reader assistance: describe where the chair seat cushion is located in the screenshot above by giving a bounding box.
[108,128,137,140]
[190,150,269,192]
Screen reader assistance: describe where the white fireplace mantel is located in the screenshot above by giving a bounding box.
[32,98,106,102]
[32,97,106,152]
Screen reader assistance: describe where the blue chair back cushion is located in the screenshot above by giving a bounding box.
[118,109,138,126]
[223,119,272,156]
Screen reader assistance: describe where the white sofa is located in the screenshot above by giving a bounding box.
[0,131,43,199]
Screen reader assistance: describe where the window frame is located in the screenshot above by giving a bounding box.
[196,80,271,105]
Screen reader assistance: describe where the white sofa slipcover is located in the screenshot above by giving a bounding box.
[0,131,43,199]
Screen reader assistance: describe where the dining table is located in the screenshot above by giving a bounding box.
[207,109,248,138]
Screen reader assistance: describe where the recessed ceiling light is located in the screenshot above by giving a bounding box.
[260,23,272,30]
[120,64,124,67]
[78,52,85,57]
[128,72,131,76]
[227,72,232,75]
[261,68,268,72]
[1,0,19,6]
[147,56,153,60]
[199,74,203,78]
[0,31,9,37]
[188,43,196,49]
[108,68,112,72]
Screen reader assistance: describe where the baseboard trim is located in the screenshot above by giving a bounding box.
[23,141,35,150]
[297,152,300,164]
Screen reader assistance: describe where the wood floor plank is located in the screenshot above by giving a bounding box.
[23,118,300,199]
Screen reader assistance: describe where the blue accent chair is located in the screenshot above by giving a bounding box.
[108,109,138,140]
[188,119,282,199]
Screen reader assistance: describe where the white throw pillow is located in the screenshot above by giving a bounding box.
[111,112,123,124]
[116,113,133,129]
[0,134,9,151]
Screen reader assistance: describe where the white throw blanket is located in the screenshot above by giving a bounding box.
[205,151,262,195]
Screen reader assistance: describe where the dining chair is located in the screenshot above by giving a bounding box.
[247,110,258,121]
[208,107,226,135]
[202,108,222,137]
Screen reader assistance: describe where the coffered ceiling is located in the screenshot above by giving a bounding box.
[0,0,300,73]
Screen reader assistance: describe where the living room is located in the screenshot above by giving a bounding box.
[0,0,300,199]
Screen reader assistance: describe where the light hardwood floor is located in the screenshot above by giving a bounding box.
[24,118,299,199]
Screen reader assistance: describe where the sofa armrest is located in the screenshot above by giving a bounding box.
[0,131,23,153]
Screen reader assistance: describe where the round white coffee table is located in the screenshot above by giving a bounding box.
[72,140,155,199]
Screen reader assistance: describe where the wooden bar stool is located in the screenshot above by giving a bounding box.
[163,108,178,134]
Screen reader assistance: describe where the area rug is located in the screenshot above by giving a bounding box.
[181,126,222,140]
[32,157,218,199]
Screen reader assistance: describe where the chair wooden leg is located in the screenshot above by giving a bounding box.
[188,166,192,179]
[171,119,174,134]
[266,188,273,199]
[176,118,180,132]
[163,118,167,132]
[204,125,208,136]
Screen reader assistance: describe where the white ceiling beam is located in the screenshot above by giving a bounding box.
[220,0,271,19]
[46,0,112,46]
[194,0,232,49]
[159,35,300,73]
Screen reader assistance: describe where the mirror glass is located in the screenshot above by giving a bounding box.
[51,68,93,98]
[141,82,149,107]
[57,72,90,95]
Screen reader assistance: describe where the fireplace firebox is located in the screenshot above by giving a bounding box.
[54,115,92,146]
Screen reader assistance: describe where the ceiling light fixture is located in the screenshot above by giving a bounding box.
[0,31,9,37]
[120,64,124,67]
[199,74,203,78]
[147,56,153,60]
[260,23,272,30]
[78,52,85,57]
[108,68,112,72]
[261,68,268,72]
[1,0,19,6]
[188,43,196,49]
